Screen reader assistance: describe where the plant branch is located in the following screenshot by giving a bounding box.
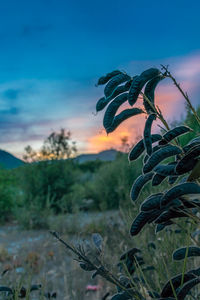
[161,65,200,126]
[50,231,137,299]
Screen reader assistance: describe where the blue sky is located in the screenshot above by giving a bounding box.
[0,0,200,157]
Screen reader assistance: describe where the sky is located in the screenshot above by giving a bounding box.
[0,0,200,158]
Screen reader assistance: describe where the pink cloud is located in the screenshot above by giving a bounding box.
[174,53,200,78]
[3,52,200,158]
[86,53,200,153]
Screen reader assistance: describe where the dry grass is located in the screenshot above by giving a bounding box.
[1,210,200,299]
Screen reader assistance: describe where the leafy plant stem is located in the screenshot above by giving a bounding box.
[161,65,200,126]
[50,231,136,298]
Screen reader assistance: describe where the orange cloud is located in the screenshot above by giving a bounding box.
[87,80,187,153]
[87,114,145,153]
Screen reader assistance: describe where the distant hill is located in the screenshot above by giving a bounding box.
[0,149,119,169]
[74,149,119,163]
[0,149,25,169]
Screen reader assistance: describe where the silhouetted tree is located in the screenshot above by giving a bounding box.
[23,128,77,162]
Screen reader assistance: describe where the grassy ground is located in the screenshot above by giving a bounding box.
[0,209,200,299]
[0,211,121,299]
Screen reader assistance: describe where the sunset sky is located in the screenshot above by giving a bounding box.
[0,0,200,158]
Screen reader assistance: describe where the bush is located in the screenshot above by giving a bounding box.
[0,168,18,222]
[17,159,79,214]
[86,153,142,210]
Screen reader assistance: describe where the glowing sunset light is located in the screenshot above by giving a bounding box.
[87,115,145,153]
[86,77,189,153]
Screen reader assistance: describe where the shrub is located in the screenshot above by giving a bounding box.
[87,153,142,210]
[0,168,18,222]
[17,159,79,214]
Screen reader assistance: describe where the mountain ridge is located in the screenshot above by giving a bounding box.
[0,149,25,169]
[0,149,119,169]
[74,149,119,163]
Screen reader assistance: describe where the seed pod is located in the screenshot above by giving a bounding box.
[143,75,164,114]
[92,233,103,252]
[189,136,200,143]
[141,195,181,212]
[110,290,141,300]
[30,285,41,292]
[108,82,132,101]
[183,143,198,154]
[183,142,200,153]
[154,164,177,177]
[168,175,178,184]
[120,248,141,260]
[106,108,143,133]
[147,209,164,223]
[155,221,173,233]
[148,242,156,250]
[155,209,188,224]
[181,198,200,209]
[175,145,200,174]
[143,145,161,164]
[161,271,198,298]
[96,97,108,112]
[96,84,130,112]
[183,136,200,153]
[130,172,154,202]
[173,246,200,261]
[128,68,160,106]
[161,183,200,206]
[140,193,163,211]
[111,84,130,97]
[130,209,163,236]
[91,270,99,279]
[143,145,182,174]
[188,160,200,182]
[119,253,144,275]
[125,79,133,89]
[159,126,192,145]
[143,154,149,164]
[143,114,157,155]
[97,70,122,85]
[104,73,131,98]
[153,175,167,186]
[175,155,198,175]
[102,292,110,300]
[159,298,175,300]
[79,263,95,271]
[177,277,200,300]
[103,93,128,130]
[130,211,151,236]
[117,275,131,290]
[128,134,162,161]
[128,139,144,161]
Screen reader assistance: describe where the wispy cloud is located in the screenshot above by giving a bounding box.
[0,52,200,158]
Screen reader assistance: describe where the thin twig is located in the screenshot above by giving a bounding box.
[50,231,137,298]
[161,65,200,126]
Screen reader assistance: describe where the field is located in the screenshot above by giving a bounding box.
[1,208,199,300]
[0,211,123,299]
